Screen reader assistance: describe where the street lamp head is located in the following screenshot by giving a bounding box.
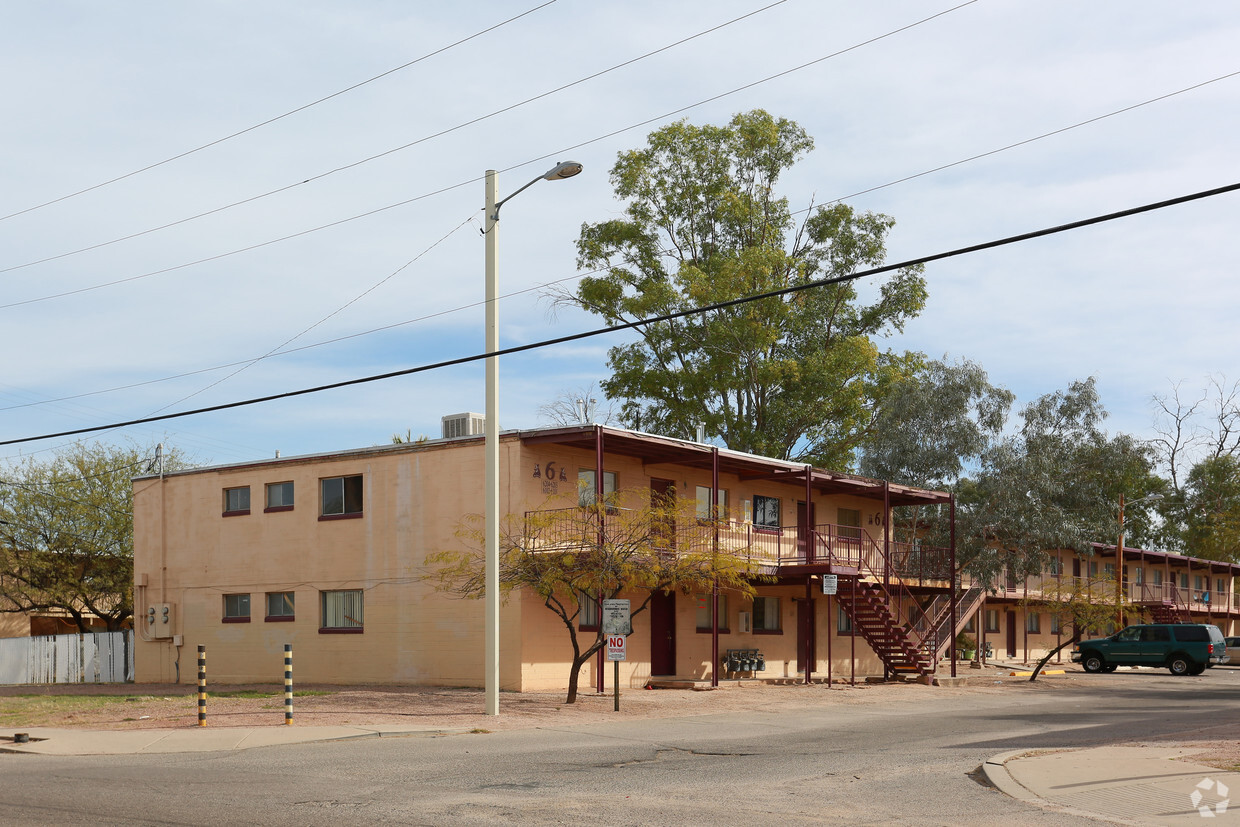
[543,160,583,181]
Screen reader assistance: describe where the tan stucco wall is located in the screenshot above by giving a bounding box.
[133,436,912,688]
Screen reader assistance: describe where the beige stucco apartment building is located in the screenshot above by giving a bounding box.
[131,423,1239,690]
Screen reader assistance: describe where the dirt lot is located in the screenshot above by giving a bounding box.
[2,667,1237,771]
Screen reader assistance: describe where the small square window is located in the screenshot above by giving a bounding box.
[578,592,600,630]
[321,475,363,518]
[695,594,729,632]
[695,486,728,522]
[753,496,781,530]
[320,589,363,632]
[223,486,251,515]
[266,482,294,511]
[266,592,295,621]
[223,593,251,622]
[753,596,781,632]
[577,469,618,508]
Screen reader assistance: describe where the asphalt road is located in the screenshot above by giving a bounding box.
[3,669,1239,826]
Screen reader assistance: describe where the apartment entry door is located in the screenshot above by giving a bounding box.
[650,591,676,676]
[797,598,815,673]
[1006,610,1017,658]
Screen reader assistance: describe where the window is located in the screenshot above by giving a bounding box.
[1089,561,1099,577]
[320,589,363,632]
[837,603,853,633]
[223,486,251,516]
[1132,566,1143,585]
[1050,614,1062,635]
[1046,557,1062,576]
[320,475,363,518]
[1218,578,1228,596]
[265,592,295,621]
[577,469,618,508]
[223,593,250,622]
[1180,572,1189,589]
[695,486,728,522]
[752,596,781,632]
[985,609,1000,633]
[1194,575,1204,591]
[963,616,976,633]
[695,594,729,632]
[1153,570,1163,586]
[1026,613,1040,633]
[578,592,600,630]
[266,481,294,511]
[753,495,781,531]
[837,507,862,539]
[1103,563,1115,578]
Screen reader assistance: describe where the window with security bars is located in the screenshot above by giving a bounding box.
[320,589,363,632]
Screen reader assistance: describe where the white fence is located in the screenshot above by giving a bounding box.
[0,631,133,685]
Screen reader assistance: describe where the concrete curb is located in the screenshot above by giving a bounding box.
[981,749,1043,803]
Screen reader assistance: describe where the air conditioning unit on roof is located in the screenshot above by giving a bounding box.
[441,412,486,439]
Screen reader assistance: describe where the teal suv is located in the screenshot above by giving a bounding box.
[1071,624,1229,676]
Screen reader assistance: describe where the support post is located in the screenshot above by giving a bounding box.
[595,426,606,694]
[197,645,206,727]
[284,644,293,725]
[950,493,957,679]
[483,169,500,717]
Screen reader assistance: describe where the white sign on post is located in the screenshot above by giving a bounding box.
[821,575,838,595]
[602,599,631,635]
[606,634,627,661]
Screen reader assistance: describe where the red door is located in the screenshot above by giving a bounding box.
[1006,610,1017,658]
[797,598,815,673]
[650,591,676,676]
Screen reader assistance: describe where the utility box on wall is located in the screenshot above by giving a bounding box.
[147,603,174,638]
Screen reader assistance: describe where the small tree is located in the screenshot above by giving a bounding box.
[1021,571,1132,682]
[0,441,190,632]
[426,488,759,703]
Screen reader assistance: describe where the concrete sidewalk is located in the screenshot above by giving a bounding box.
[1,723,465,756]
[985,746,1240,824]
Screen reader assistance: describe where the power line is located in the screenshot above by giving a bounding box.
[0,0,789,278]
[0,1,559,224]
[5,61,1232,403]
[3,180,1235,448]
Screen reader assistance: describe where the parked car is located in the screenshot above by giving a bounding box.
[1226,637,1240,664]
[1071,624,1229,676]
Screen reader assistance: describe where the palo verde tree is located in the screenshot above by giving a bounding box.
[1020,573,1131,682]
[426,487,759,703]
[0,441,189,632]
[554,109,927,470]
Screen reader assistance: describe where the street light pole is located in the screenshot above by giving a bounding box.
[483,161,582,716]
[1116,492,1163,631]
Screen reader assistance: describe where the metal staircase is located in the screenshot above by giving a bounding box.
[836,579,936,676]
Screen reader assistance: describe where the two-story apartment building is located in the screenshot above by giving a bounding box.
[132,423,967,689]
[132,422,1239,689]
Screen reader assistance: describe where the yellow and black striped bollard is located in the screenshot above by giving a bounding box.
[197,645,207,727]
[284,644,293,725]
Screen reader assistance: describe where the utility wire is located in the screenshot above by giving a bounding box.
[3,60,1233,400]
[0,0,788,277]
[3,180,1235,448]
[0,265,601,411]
[0,1,559,224]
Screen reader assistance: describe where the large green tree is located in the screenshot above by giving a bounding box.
[0,442,189,633]
[557,110,926,469]
[1179,455,1240,562]
[953,379,1160,585]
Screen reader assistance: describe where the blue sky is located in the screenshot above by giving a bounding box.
[2,1,1237,468]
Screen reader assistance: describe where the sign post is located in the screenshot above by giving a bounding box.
[602,600,631,711]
